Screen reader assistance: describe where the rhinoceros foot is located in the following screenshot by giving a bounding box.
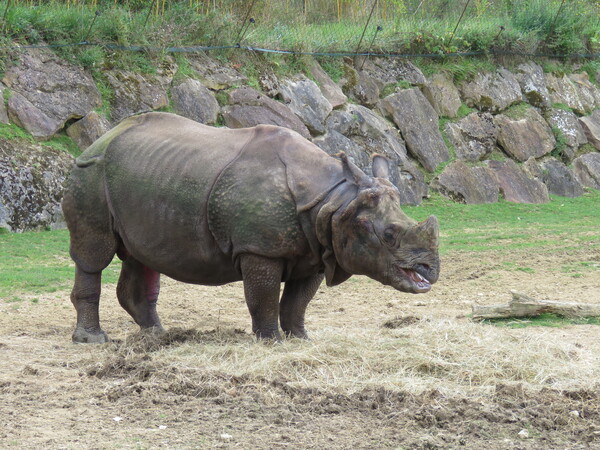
[254,328,283,342]
[283,329,309,340]
[72,327,109,344]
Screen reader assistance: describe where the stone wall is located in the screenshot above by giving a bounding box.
[1,47,600,230]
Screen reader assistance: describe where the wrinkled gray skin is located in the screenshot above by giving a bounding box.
[63,112,440,343]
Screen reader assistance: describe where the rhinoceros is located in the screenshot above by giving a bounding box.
[62,112,439,343]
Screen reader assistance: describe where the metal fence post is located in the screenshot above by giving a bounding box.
[447,0,471,49]
[547,0,567,42]
[2,0,11,33]
[143,0,158,30]
[359,25,383,70]
[354,0,378,68]
[84,10,101,43]
[235,0,257,46]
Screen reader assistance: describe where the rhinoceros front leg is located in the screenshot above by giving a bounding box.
[71,267,109,344]
[116,256,163,333]
[240,254,284,340]
[280,273,324,339]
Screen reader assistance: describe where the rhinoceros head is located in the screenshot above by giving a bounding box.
[330,154,440,293]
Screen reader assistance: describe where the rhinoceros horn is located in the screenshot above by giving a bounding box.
[415,215,439,248]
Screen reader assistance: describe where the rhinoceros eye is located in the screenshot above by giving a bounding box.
[383,224,401,246]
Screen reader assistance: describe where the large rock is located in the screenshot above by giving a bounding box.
[360,58,426,87]
[329,104,409,163]
[569,73,600,113]
[222,86,310,139]
[460,69,522,113]
[545,73,586,115]
[105,70,171,124]
[545,108,588,161]
[486,159,549,204]
[0,202,11,232]
[279,76,333,135]
[494,107,555,162]
[0,137,72,231]
[0,82,8,124]
[258,72,280,98]
[579,110,600,151]
[422,73,462,118]
[445,112,497,161]
[312,129,369,169]
[393,161,429,206]
[307,59,347,109]
[431,161,499,204]
[515,62,551,109]
[2,48,101,138]
[378,89,449,172]
[7,92,61,139]
[66,111,111,150]
[322,106,426,205]
[573,152,600,189]
[170,78,219,125]
[353,72,380,108]
[187,53,246,90]
[524,157,584,197]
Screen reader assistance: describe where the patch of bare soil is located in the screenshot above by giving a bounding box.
[1,247,599,448]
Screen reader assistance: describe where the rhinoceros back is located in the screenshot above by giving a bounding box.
[101,113,256,283]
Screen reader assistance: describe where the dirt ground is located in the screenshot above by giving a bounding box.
[1,247,599,449]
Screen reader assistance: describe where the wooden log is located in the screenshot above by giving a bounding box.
[472,291,600,320]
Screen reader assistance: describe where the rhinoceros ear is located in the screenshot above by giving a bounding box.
[338,152,372,187]
[371,154,391,180]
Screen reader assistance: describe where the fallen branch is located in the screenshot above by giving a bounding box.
[472,291,600,320]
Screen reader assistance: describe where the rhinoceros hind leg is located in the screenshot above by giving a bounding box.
[240,254,284,340]
[280,273,324,339]
[116,256,163,332]
[71,268,109,344]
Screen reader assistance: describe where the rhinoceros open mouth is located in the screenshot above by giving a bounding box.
[395,264,431,293]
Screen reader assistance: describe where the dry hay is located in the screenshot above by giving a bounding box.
[82,319,600,401]
[70,321,600,447]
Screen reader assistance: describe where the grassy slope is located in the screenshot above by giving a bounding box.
[1,190,598,300]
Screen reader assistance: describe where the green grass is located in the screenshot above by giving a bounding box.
[0,230,120,299]
[404,190,600,255]
[1,191,598,298]
[501,102,530,120]
[42,134,82,157]
[0,122,34,141]
[380,81,413,98]
[561,261,600,278]
[483,313,600,328]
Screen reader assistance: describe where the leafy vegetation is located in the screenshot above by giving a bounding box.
[550,125,567,159]
[0,0,597,75]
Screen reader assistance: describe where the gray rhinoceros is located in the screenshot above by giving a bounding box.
[62,112,439,343]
